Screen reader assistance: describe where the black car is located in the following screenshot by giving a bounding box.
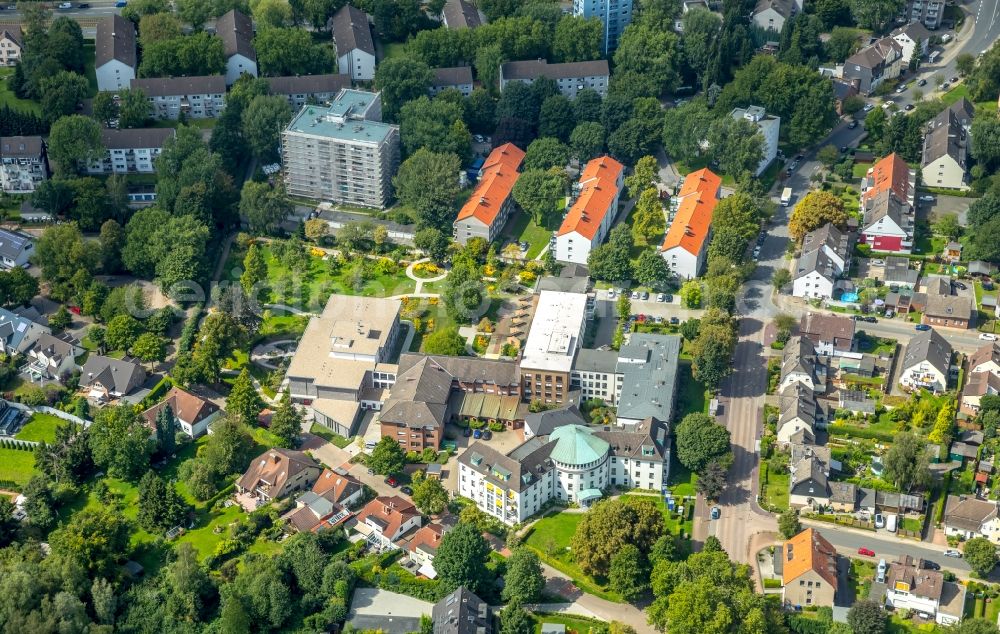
[905,104,914,111]
[669,317,679,325]
[664,294,673,302]
[483,429,493,440]
[848,120,858,129]
[917,79,927,87]
[954,281,968,290]
[923,560,941,571]
[78,2,91,7]
[400,486,413,496]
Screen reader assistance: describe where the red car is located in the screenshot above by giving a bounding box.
[383,476,398,487]
[857,547,875,557]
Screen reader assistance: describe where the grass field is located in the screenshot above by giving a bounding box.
[0,447,36,485]
[942,84,998,114]
[0,68,42,114]
[531,613,607,633]
[524,511,621,602]
[761,465,790,511]
[15,413,70,443]
[508,212,554,260]
[676,360,708,417]
[310,422,354,448]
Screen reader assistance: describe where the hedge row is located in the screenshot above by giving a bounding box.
[825,423,895,443]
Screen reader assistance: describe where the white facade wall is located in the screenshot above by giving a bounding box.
[181,410,222,439]
[96,59,134,92]
[87,146,163,175]
[900,362,947,392]
[793,271,835,299]
[570,369,619,405]
[225,53,258,86]
[339,50,376,82]
[923,155,967,190]
[779,371,818,393]
[555,231,595,265]
[661,245,702,280]
[777,417,814,444]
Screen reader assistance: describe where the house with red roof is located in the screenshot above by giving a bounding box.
[405,522,447,578]
[353,495,422,549]
[659,168,721,278]
[859,153,916,253]
[554,156,624,265]
[453,143,524,245]
[281,468,363,533]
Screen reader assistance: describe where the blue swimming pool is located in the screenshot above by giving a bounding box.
[840,292,859,302]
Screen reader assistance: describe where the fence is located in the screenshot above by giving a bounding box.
[0,437,36,450]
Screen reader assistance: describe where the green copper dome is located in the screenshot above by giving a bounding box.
[549,425,609,466]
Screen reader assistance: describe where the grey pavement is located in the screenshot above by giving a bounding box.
[347,588,432,634]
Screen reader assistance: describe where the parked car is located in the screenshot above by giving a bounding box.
[400,486,413,495]
[875,513,885,528]
[896,84,907,93]
[915,324,931,331]
[951,76,959,83]
[840,146,849,153]
[905,104,914,111]
[656,293,666,302]
[607,289,617,299]
[664,294,673,302]
[885,310,895,318]
[483,429,493,440]
[863,103,875,112]
[115,0,127,6]
[848,120,858,129]
[384,476,398,487]
[631,291,640,299]
[941,82,950,90]
[980,333,998,341]
[473,429,482,439]
[77,2,90,7]
[670,317,680,325]
[944,549,962,558]
[641,291,649,300]
[953,281,967,290]
[923,560,940,570]
[917,78,927,86]
[857,547,875,557]
[710,507,721,520]
[367,467,375,475]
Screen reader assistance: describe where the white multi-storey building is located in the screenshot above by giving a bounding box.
[554,156,624,265]
[0,136,46,194]
[217,9,258,85]
[332,5,376,82]
[95,15,136,92]
[499,60,610,98]
[573,0,632,53]
[131,76,227,120]
[0,27,22,67]
[87,128,175,175]
[281,89,400,209]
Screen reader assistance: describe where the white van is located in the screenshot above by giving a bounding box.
[876,559,887,583]
[886,514,897,533]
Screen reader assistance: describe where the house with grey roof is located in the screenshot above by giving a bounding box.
[571,347,619,404]
[801,223,851,273]
[81,355,147,400]
[0,26,22,67]
[25,333,82,382]
[843,36,903,95]
[900,328,952,392]
[95,15,135,91]
[861,188,914,253]
[131,76,227,120]
[87,128,176,175]
[524,403,587,438]
[0,307,49,357]
[429,66,474,97]
[922,98,974,191]
[891,21,932,64]
[217,9,257,85]
[793,247,839,300]
[433,587,493,634]
[0,228,34,268]
[777,383,819,444]
[751,0,800,32]
[779,336,826,393]
[500,60,610,98]
[883,256,919,289]
[923,292,974,329]
[615,333,680,425]
[379,356,452,452]
[441,0,484,29]
[0,136,47,194]
[332,5,376,81]
[265,74,351,109]
[944,495,1000,543]
[839,388,875,415]
[789,445,831,509]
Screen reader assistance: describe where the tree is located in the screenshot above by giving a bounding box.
[46,305,71,333]
[119,88,151,128]
[240,181,292,234]
[422,325,466,356]
[434,521,492,593]
[241,95,292,162]
[88,405,151,480]
[952,620,1000,634]
[625,155,658,199]
[617,293,631,321]
[140,32,225,77]
[400,96,471,160]
[411,472,449,515]
[778,509,802,539]
[883,431,930,492]
[137,470,189,533]
[675,413,731,472]
[393,149,462,231]
[927,400,956,445]
[849,0,902,32]
[39,71,88,123]
[587,224,634,283]
[679,280,702,308]
[443,252,485,323]
[696,460,727,500]
[414,227,450,263]
[817,145,840,168]
[964,537,998,576]
[539,94,575,142]
[227,368,263,427]
[707,116,764,179]
[92,91,118,126]
[33,222,100,301]
[956,52,976,77]
[46,115,102,175]
[789,191,848,241]
[609,544,649,602]
[772,268,792,290]
[105,313,142,352]
[681,8,722,81]
[375,57,433,121]
[368,436,406,475]
[502,548,544,603]
[50,507,130,575]
[241,243,268,294]
[499,599,532,634]
[133,332,167,369]
[571,497,664,576]
[570,121,605,160]
[155,404,177,456]
[511,168,567,227]
[634,249,671,290]
[971,118,1000,173]
[552,15,602,62]
[847,599,887,634]
[269,391,302,449]
[631,189,666,244]
[524,137,570,171]
[613,23,681,97]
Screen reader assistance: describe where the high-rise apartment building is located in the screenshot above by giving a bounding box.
[573,0,632,54]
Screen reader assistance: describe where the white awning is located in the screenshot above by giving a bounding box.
[417,563,438,579]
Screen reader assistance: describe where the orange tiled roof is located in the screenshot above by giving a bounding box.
[407,522,446,555]
[556,155,625,239]
[356,495,419,538]
[862,153,911,205]
[782,528,839,588]
[456,143,524,226]
[660,168,720,255]
[311,468,362,504]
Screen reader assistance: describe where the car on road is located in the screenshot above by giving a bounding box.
[115,0,128,6]
[400,486,413,496]
[915,324,932,331]
[980,333,998,341]
[857,547,875,557]
[863,103,875,112]
[941,82,950,91]
[848,120,858,129]
[905,104,914,111]
[840,146,848,153]
[384,476,398,487]
[473,134,485,143]
[919,195,935,202]
[896,84,907,93]
[670,317,680,325]
[923,560,941,570]
[917,78,927,86]
[951,76,959,83]
[57,1,72,7]
[77,2,90,7]
[710,507,721,520]
[944,549,962,558]
[953,281,967,290]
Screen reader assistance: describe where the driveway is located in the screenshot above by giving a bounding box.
[919,194,973,225]
[299,433,352,469]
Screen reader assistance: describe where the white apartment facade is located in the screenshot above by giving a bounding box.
[87,128,175,175]
[0,136,46,194]
[0,27,22,66]
[499,60,611,98]
[132,76,227,120]
[95,16,136,92]
[554,156,624,265]
[332,5,377,82]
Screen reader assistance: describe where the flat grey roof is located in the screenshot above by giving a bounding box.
[616,333,680,422]
[286,90,396,144]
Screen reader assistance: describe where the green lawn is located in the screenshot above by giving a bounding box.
[674,157,736,187]
[0,447,36,486]
[676,360,708,417]
[15,413,71,443]
[507,211,553,260]
[309,422,354,448]
[761,465,790,511]
[622,494,693,545]
[667,462,698,498]
[176,502,244,560]
[83,41,97,97]
[853,162,872,180]
[532,613,607,633]
[382,42,408,60]
[942,84,998,114]
[524,511,621,602]
[0,68,41,114]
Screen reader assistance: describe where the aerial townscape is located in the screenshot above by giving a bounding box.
[3,0,1000,633]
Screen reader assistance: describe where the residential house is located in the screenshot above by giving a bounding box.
[81,355,146,400]
[141,386,222,438]
[944,241,965,264]
[780,528,838,608]
[0,27,22,66]
[453,143,524,245]
[881,555,965,625]
[499,60,610,98]
[861,189,914,253]
[95,15,136,92]
[236,449,322,506]
[799,313,855,357]
[730,106,779,176]
[24,333,81,382]
[282,468,362,533]
[286,295,402,435]
[378,356,453,452]
[332,5,376,82]
[944,495,1000,543]
[432,586,494,634]
[659,168,721,279]
[555,156,624,265]
[265,75,351,109]
[281,89,400,208]
[900,328,952,392]
[968,342,1000,376]
[831,78,860,115]
[829,481,858,513]
[217,9,258,85]
[904,0,945,30]
[441,0,484,29]
[779,336,826,393]
[406,523,447,578]
[891,21,932,65]
[922,98,975,190]
[87,128,176,175]
[843,36,904,95]
[789,445,832,509]
[573,0,634,53]
[861,152,915,209]
[570,349,620,405]
[520,291,589,404]
[839,388,875,415]
[923,293,974,329]
[0,228,34,268]
[0,307,49,356]
[429,66,475,97]
[615,333,681,425]
[0,136,47,194]
[801,223,851,273]
[524,404,587,439]
[354,495,422,549]
[793,248,839,300]
[752,0,801,32]
[777,383,819,444]
[883,256,919,289]
[132,76,227,120]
